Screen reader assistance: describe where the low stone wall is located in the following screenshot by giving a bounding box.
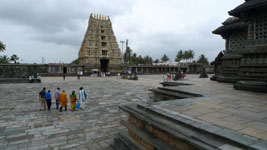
[0,64,48,78]
[0,63,203,79]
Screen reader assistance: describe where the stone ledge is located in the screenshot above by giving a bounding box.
[117,103,264,150]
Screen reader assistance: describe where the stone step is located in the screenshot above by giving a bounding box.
[149,87,201,100]
[114,104,265,150]
[160,82,192,87]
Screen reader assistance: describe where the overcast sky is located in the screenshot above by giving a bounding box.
[0,0,244,63]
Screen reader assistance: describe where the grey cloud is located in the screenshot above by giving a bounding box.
[0,0,243,63]
[0,0,133,46]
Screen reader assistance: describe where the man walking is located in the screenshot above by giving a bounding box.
[54,87,60,109]
[39,87,46,111]
[45,90,52,111]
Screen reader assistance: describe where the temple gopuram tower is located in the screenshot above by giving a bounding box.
[78,13,121,73]
[212,0,267,83]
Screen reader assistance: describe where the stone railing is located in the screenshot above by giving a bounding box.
[245,39,267,46]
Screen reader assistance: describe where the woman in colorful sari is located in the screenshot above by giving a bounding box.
[59,90,68,112]
[70,91,77,111]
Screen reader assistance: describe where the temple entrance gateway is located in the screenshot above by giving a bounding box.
[78,14,122,73]
[63,67,67,74]
[100,59,109,72]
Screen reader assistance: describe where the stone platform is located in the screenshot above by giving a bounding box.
[1,75,267,150]
[0,76,160,150]
[114,75,267,150]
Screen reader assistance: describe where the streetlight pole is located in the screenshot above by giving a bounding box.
[120,41,125,64]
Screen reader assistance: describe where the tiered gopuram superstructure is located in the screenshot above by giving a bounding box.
[78,13,121,73]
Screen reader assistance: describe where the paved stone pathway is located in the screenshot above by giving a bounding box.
[0,75,161,150]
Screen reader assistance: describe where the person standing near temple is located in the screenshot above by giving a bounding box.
[39,87,46,111]
[70,91,77,111]
[45,90,52,111]
[77,71,80,80]
[54,87,60,109]
[79,87,87,109]
[29,75,32,83]
[59,90,68,112]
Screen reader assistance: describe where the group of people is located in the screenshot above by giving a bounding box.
[164,73,176,81]
[163,72,186,81]
[39,87,87,112]
[29,74,41,83]
[100,72,111,77]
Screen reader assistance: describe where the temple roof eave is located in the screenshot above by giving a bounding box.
[229,0,267,17]
[212,23,247,35]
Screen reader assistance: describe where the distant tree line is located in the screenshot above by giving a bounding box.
[123,46,153,65]
[174,49,209,65]
[175,50,195,62]
[0,41,20,64]
[123,46,209,65]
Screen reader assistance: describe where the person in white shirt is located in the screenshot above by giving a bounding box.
[79,87,87,109]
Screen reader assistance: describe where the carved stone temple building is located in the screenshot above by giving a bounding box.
[212,0,267,83]
[78,13,122,73]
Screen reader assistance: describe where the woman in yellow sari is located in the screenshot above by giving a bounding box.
[70,91,77,111]
[59,90,68,112]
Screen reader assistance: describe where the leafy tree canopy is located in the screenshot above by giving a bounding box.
[0,41,5,52]
[154,59,159,63]
[0,55,10,64]
[10,54,19,64]
[197,54,209,65]
[175,49,195,62]
[161,54,169,62]
[123,46,132,64]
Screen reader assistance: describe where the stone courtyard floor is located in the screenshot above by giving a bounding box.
[1,75,267,150]
[0,75,161,150]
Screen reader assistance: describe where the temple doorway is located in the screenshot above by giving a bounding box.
[100,59,109,72]
[63,67,67,74]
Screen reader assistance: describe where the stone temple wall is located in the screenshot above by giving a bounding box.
[0,64,49,78]
[213,1,267,82]
[0,64,84,79]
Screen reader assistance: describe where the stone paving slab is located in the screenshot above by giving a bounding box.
[2,74,267,149]
[156,76,267,141]
[0,76,161,150]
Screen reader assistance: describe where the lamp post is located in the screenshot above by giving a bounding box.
[120,41,125,64]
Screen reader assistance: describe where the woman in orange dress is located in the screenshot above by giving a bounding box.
[70,91,77,111]
[59,90,68,112]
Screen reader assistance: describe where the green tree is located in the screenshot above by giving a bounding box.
[143,55,153,64]
[175,50,183,62]
[10,54,19,64]
[154,59,159,63]
[184,51,190,62]
[0,55,10,64]
[188,49,195,62]
[123,46,132,64]
[0,41,5,52]
[161,54,169,62]
[197,54,209,65]
[129,53,137,65]
[0,41,9,64]
[137,55,144,64]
